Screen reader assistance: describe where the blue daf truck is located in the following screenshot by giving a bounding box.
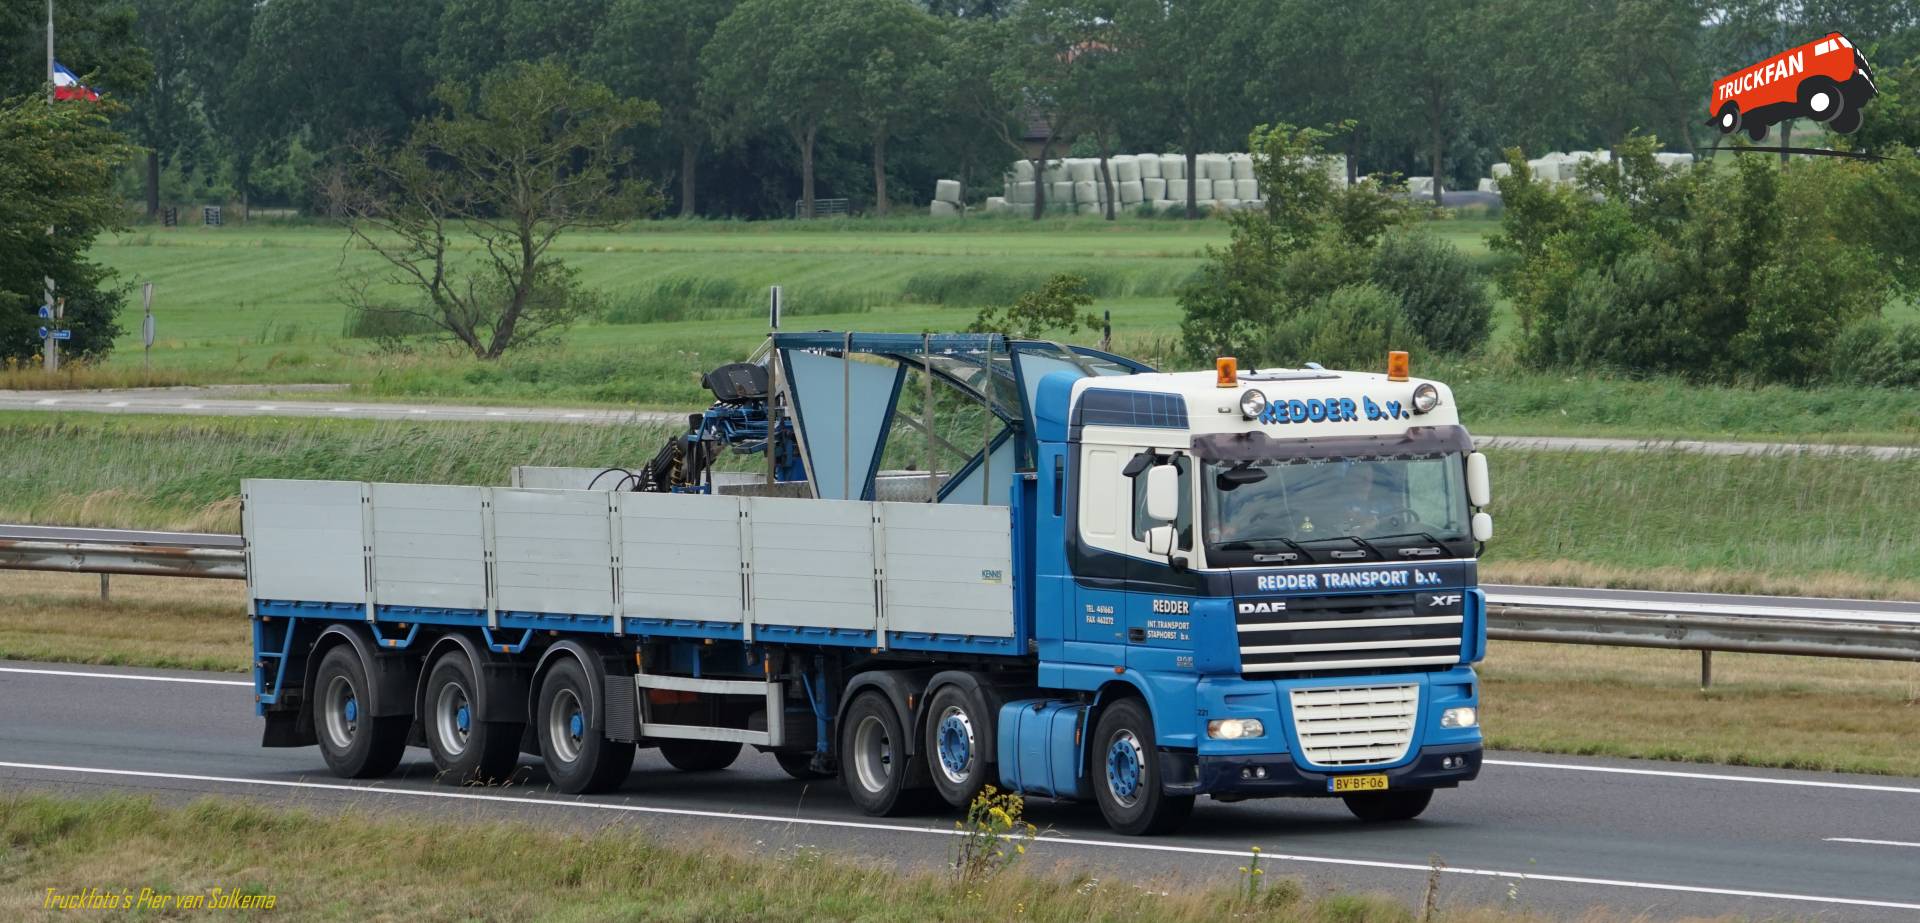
[244,333,1492,834]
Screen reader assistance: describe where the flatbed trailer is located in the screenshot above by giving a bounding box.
[246,333,1492,834]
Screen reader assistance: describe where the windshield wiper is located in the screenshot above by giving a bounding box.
[1218,535,1314,564]
[1371,530,1459,554]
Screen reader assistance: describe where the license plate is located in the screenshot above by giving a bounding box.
[1327,773,1389,793]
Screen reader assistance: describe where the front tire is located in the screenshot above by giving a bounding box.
[1090,698,1193,835]
[1799,76,1844,122]
[839,691,933,816]
[312,645,407,779]
[423,650,522,785]
[535,657,633,794]
[1343,788,1434,822]
[924,685,994,808]
[660,739,742,772]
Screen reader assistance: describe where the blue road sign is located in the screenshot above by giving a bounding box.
[39,327,71,341]
[38,306,52,318]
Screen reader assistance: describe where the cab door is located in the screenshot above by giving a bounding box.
[1121,453,1198,672]
[1071,445,1128,658]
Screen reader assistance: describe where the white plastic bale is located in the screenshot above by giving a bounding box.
[984,196,1010,213]
[1119,179,1144,204]
[1215,198,1241,211]
[1009,181,1034,204]
[1073,180,1098,203]
[1234,178,1258,200]
[1151,199,1177,212]
[1143,177,1167,200]
[1407,176,1434,195]
[1476,178,1495,193]
[1160,154,1186,180]
[1491,162,1513,178]
[935,179,962,205]
[1214,179,1241,200]
[1137,155,1162,178]
[1229,154,1255,180]
[1199,153,1231,180]
[1049,181,1073,205]
[1012,161,1035,182]
[1111,155,1140,183]
[1068,159,1098,182]
[1076,202,1101,215]
[930,200,960,217]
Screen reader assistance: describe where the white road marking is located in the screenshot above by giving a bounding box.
[1825,837,1920,849]
[1486,759,1920,795]
[35,398,58,405]
[408,409,427,414]
[182,403,204,409]
[106,401,128,408]
[255,405,277,410]
[0,760,1914,912]
[0,666,250,687]
[486,411,505,416]
[330,407,353,412]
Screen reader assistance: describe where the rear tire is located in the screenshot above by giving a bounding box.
[1829,105,1863,134]
[1715,102,1741,136]
[839,691,934,816]
[924,684,994,809]
[1746,121,1769,142]
[535,657,633,794]
[775,751,833,780]
[312,645,407,779]
[1090,698,1194,835]
[1343,788,1434,822]
[423,650,522,785]
[660,739,742,772]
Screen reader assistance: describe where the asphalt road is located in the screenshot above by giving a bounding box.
[3,661,1917,920]
[3,387,1916,459]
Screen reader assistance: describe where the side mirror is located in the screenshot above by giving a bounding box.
[1466,452,1491,508]
[1146,524,1176,555]
[1144,464,1179,523]
[1471,511,1494,543]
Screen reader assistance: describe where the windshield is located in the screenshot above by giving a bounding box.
[1201,454,1472,566]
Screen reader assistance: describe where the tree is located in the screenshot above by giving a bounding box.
[843,0,942,215]
[1353,0,1488,204]
[237,0,444,147]
[331,62,662,359]
[0,92,136,364]
[0,0,151,100]
[1132,0,1260,216]
[968,272,1100,338]
[593,0,735,217]
[705,0,866,218]
[123,0,204,218]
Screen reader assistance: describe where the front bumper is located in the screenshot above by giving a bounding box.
[1165,742,1481,798]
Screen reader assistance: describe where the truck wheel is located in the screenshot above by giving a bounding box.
[660,739,742,772]
[1343,788,1434,823]
[1829,105,1863,135]
[423,650,522,785]
[840,691,933,815]
[536,657,633,794]
[313,645,407,779]
[1799,76,1844,122]
[925,684,993,809]
[1746,121,1769,142]
[1715,103,1740,135]
[1091,698,1194,835]
[775,751,832,780]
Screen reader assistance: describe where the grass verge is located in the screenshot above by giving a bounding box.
[4,573,1917,779]
[0,793,1731,923]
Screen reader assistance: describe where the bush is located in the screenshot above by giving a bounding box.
[1826,318,1920,388]
[1370,229,1493,355]
[1259,283,1424,370]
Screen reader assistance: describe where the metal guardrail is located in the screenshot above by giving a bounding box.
[3,525,1917,665]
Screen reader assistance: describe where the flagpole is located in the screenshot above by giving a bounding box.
[44,0,59,374]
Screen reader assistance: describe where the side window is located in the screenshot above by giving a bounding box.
[1079,448,1121,549]
[1129,454,1192,550]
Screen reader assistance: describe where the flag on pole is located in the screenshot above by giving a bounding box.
[52,62,100,102]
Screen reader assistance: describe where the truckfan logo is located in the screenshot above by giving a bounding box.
[1710,33,1877,140]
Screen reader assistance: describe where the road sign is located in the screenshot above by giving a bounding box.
[768,285,782,331]
[38,305,51,319]
[143,313,155,348]
[39,327,71,341]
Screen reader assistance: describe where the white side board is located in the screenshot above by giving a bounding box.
[243,479,1016,642]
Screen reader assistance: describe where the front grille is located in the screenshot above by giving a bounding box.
[1289,683,1419,767]
[1236,591,1462,676]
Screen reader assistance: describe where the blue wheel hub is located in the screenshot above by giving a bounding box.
[1106,736,1142,801]
[456,704,470,734]
[343,696,357,723]
[937,715,972,776]
[569,712,584,740]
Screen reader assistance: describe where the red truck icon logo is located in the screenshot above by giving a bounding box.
[1710,33,1877,140]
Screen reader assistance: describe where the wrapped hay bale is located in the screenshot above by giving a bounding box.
[1407,175,1434,195]
[1076,202,1101,216]
[1151,199,1178,212]
[1073,180,1099,203]
[984,196,1010,214]
[1143,177,1167,200]
[1044,160,1068,183]
[1111,155,1140,183]
[1229,154,1255,180]
[1234,178,1258,200]
[1159,154,1185,180]
[1215,198,1241,211]
[1012,161,1035,182]
[930,200,960,217]
[1476,178,1496,193]
[1490,162,1512,178]
[1199,153,1231,180]
[935,179,963,205]
[1213,179,1241,199]
[1068,159,1098,182]
[1008,181,1034,204]
[1119,179,1144,204]
[1049,181,1074,205]
[1137,155,1162,178]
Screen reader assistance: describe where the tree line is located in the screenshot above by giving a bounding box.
[8,0,1918,221]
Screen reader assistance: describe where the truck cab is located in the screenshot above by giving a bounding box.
[1015,354,1491,832]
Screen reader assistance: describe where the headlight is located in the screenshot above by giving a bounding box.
[1411,383,1441,414]
[1206,718,1265,740]
[1239,389,1268,419]
[1440,706,1477,729]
